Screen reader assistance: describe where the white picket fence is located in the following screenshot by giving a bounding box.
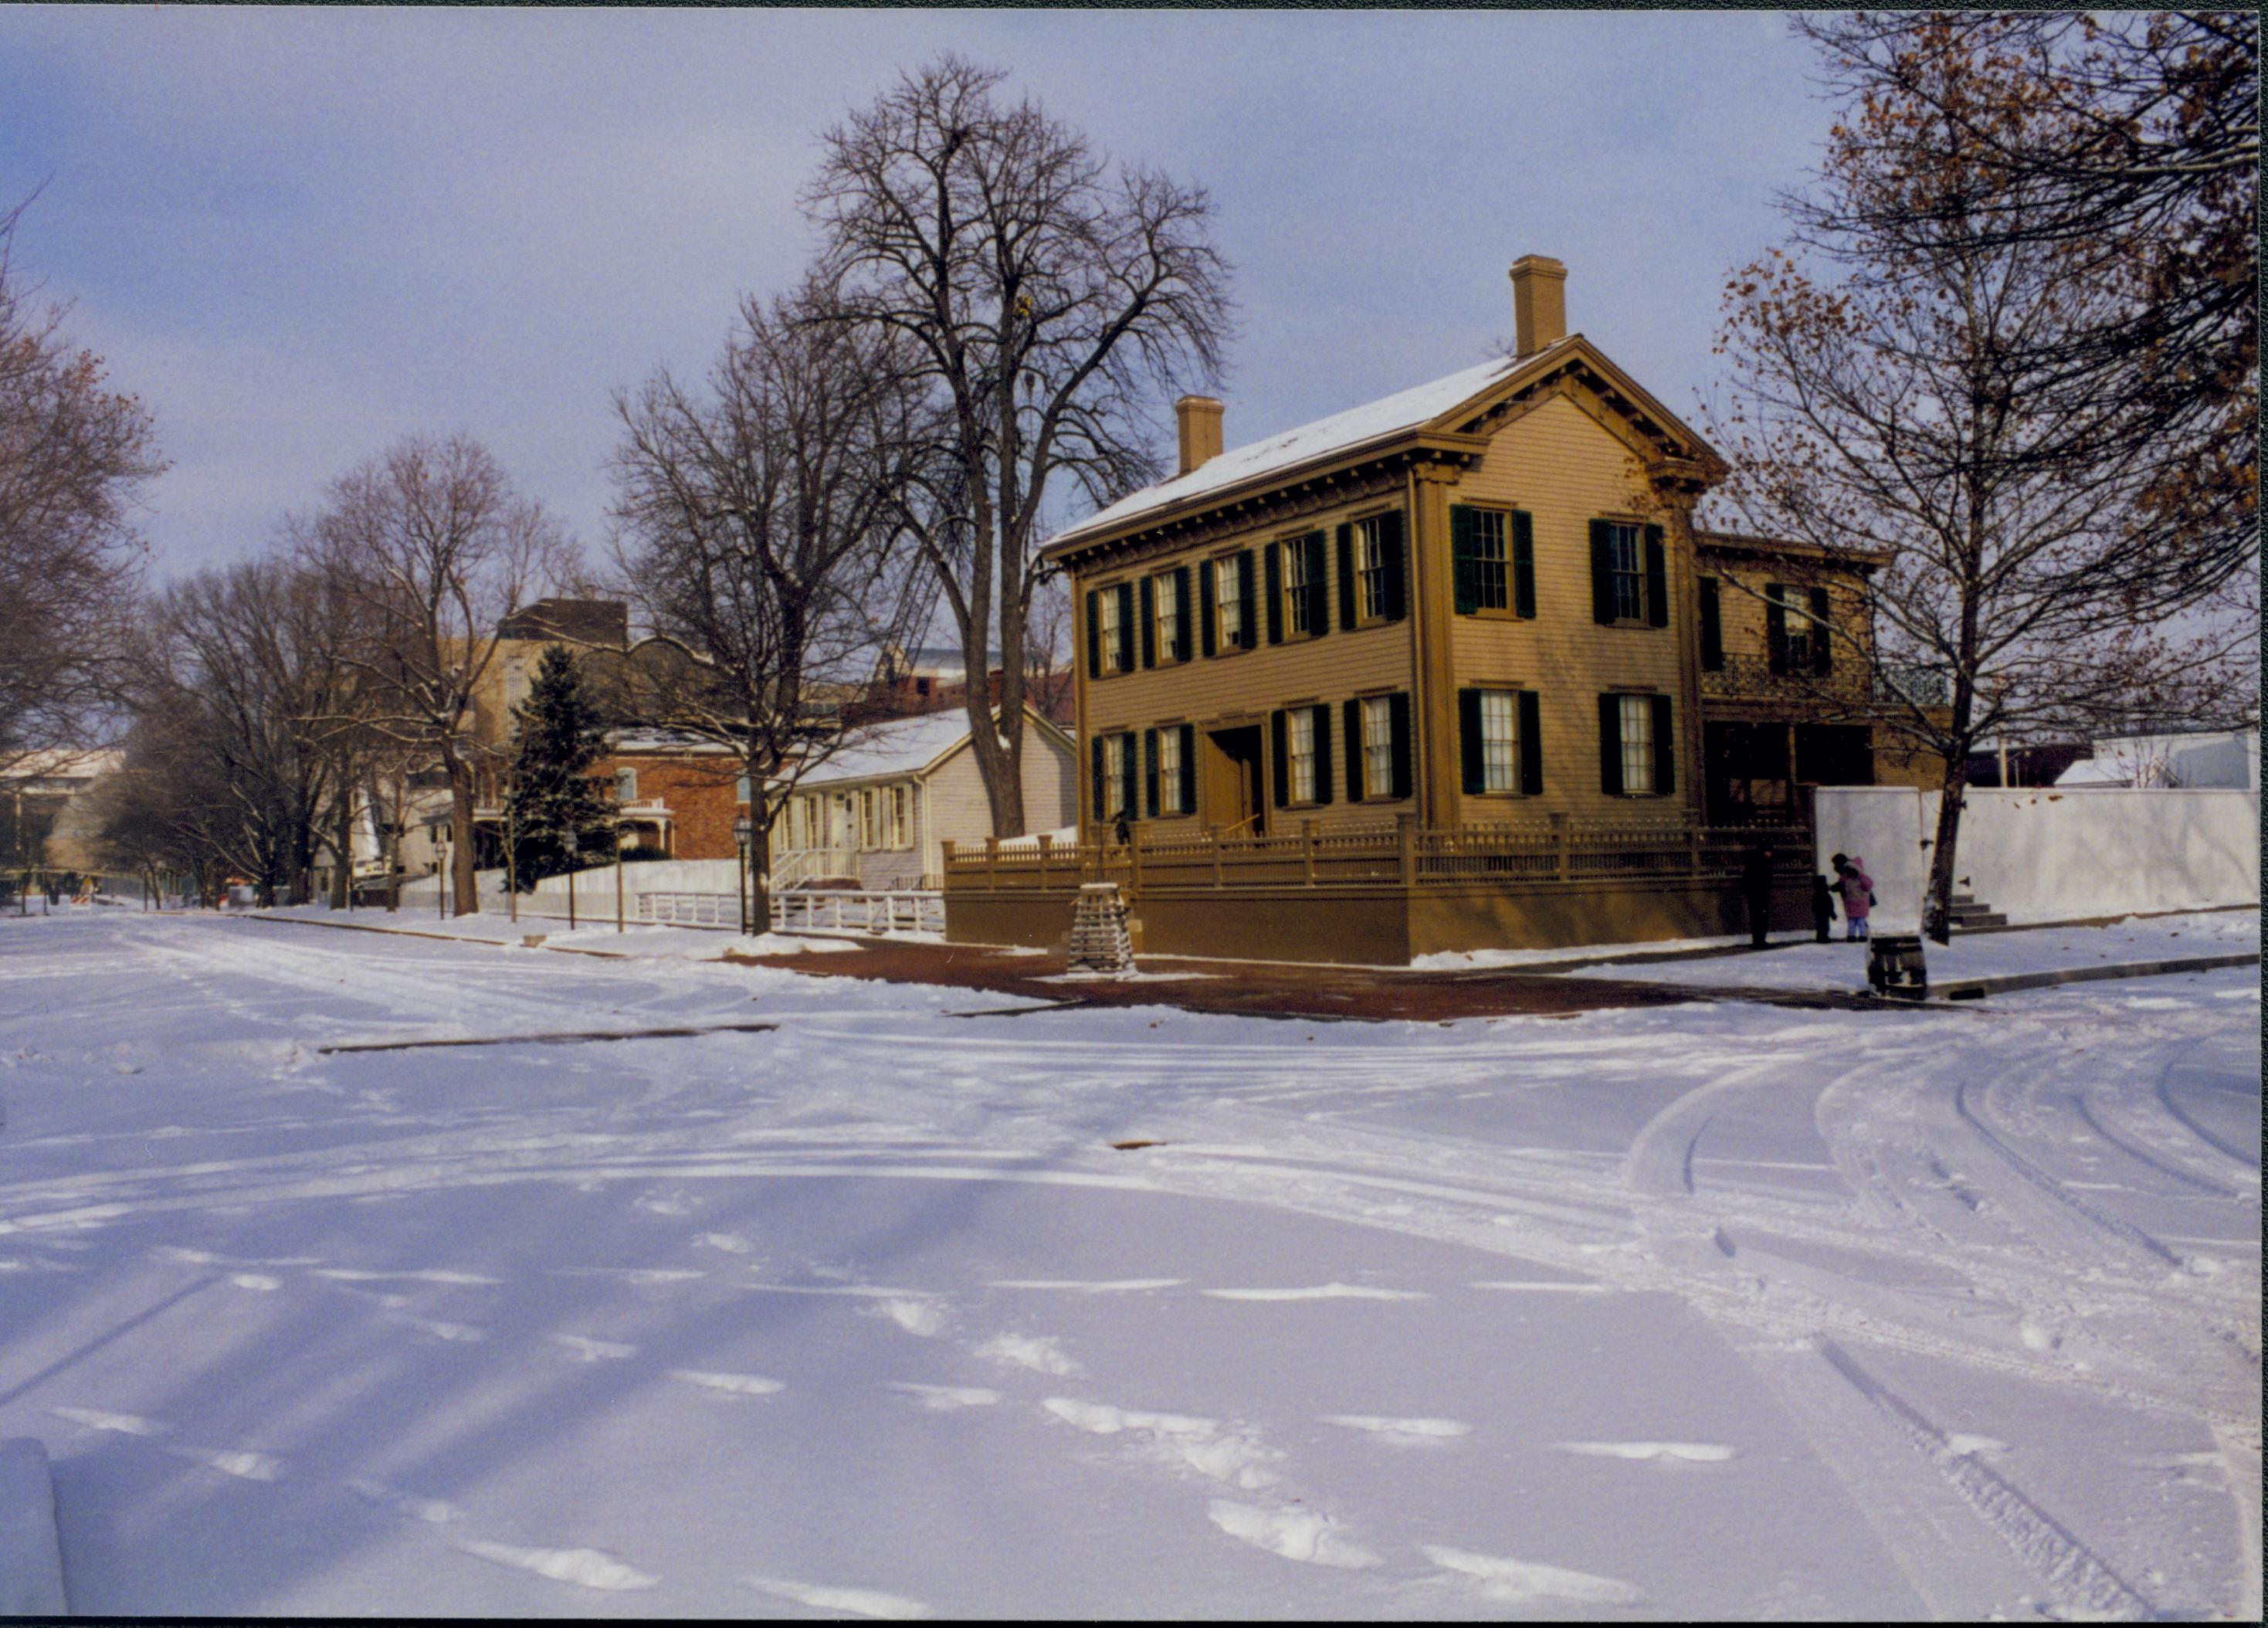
[638,889,942,935]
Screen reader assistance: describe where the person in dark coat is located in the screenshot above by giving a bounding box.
[1811,874,1837,942]
[1111,807,1132,850]
[1741,845,1775,947]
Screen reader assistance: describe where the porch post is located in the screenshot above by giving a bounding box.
[1397,812,1416,887]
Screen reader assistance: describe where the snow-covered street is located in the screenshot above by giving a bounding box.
[1,910,2258,1619]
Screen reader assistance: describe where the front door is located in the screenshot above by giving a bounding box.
[1207,724,1266,836]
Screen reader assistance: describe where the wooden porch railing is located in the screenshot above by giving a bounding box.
[944,817,1811,894]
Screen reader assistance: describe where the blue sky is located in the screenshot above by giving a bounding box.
[1,8,1833,580]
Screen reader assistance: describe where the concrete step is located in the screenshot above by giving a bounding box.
[1950,910,2008,930]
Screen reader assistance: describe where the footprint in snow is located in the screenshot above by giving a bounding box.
[694,1232,756,1254]
[400,1317,487,1344]
[666,1369,785,1398]
[50,1406,164,1436]
[1043,1398,1279,1491]
[1554,1440,1735,1464]
[449,1537,656,1591]
[975,1333,1080,1376]
[168,1444,283,1481]
[551,1334,637,1362]
[861,1298,947,1338]
[743,1575,930,1620]
[988,1277,1185,1294]
[316,1267,501,1286]
[883,1382,1001,1412]
[1423,1544,1644,1605]
[1206,1500,1378,1569]
[347,1477,459,1525]
[1322,1415,1471,1448]
[634,1193,693,1216]
[1203,1284,1427,1302]
[229,1273,280,1291]
[545,1267,705,1285]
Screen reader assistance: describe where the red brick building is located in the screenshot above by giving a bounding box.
[592,734,748,860]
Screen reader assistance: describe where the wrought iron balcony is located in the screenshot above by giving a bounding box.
[1700,651,1868,704]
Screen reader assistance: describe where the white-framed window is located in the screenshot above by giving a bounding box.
[1213,555,1242,648]
[1362,696,1397,795]
[883,784,910,849]
[1154,571,1180,663]
[1479,691,1518,792]
[1099,587,1124,671]
[1354,516,1392,621]
[1101,734,1128,819]
[859,789,880,850]
[1465,509,1510,611]
[1285,541,1317,637]
[1157,728,1185,815]
[1619,694,1655,795]
[1607,523,1646,622]
[615,767,637,802]
[735,773,751,804]
[1287,707,1317,802]
[504,658,530,714]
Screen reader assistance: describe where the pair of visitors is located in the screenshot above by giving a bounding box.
[1829,853,1874,941]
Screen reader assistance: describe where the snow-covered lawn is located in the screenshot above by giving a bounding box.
[1,911,2257,1619]
[1561,909,2260,994]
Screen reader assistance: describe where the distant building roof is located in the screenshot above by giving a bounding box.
[788,708,1065,789]
[498,598,629,647]
[0,748,123,783]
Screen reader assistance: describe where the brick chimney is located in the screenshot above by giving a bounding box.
[1175,395,1225,477]
[1509,255,1568,358]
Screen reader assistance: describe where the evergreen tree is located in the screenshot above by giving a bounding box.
[502,645,612,888]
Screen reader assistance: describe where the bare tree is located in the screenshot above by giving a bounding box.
[0,197,165,758]
[805,55,1232,836]
[1710,14,2259,942]
[610,287,931,929]
[307,436,575,916]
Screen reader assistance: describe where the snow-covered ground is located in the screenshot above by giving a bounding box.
[0,909,2258,1619]
[1563,910,2260,994]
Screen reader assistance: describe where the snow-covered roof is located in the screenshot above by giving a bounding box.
[0,748,123,782]
[1047,349,1548,552]
[788,711,1017,789]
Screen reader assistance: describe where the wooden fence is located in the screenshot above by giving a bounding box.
[942,816,1812,894]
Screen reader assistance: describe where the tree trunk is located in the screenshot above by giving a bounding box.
[448,761,480,916]
[331,785,352,908]
[750,810,773,936]
[1923,762,1968,946]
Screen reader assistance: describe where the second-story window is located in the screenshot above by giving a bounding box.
[1354,517,1392,621]
[1285,541,1317,637]
[1154,571,1180,663]
[1212,555,1243,649]
[1099,588,1124,671]
[616,768,637,803]
[1608,524,1645,622]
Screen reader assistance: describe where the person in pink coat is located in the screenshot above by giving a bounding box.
[1829,853,1873,941]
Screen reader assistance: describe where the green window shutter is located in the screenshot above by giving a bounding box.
[1237,551,1258,648]
[1589,520,1615,623]
[1085,589,1100,679]
[1518,690,1544,795]
[1650,695,1675,796]
[1451,505,1477,616]
[1644,525,1669,628]
[1305,532,1330,636]
[1120,731,1139,820]
[1765,583,1789,675]
[1698,577,1723,670]
[1379,510,1407,621]
[1388,692,1412,800]
[1459,688,1483,795]
[1809,587,1832,676]
[1270,709,1289,807]
[1264,544,1283,645]
[1115,584,1136,673]
[1090,734,1105,819]
[1337,524,1358,629]
[1343,698,1365,801]
[1178,724,1197,815]
[1598,694,1624,795]
[1198,558,1217,656]
[1144,728,1160,818]
[1175,566,1193,661]
[1139,576,1156,670]
[1310,704,1334,805]
[1512,510,1537,619]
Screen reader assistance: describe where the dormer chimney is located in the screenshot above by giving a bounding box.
[1509,255,1568,358]
[1175,395,1225,477]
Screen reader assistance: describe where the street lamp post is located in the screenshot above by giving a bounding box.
[733,814,752,935]
[564,829,579,932]
[615,825,626,934]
